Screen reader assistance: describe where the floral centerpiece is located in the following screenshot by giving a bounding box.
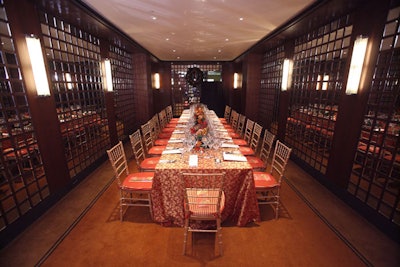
[190,104,209,149]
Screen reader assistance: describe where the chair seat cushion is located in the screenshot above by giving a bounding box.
[229,132,241,139]
[232,139,248,146]
[239,146,255,156]
[253,172,279,189]
[148,146,166,155]
[246,156,266,170]
[186,189,225,217]
[162,127,175,133]
[140,157,160,170]
[4,148,30,159]
[122,172,154,190]
[155,139,169,146]
[165,123,177,128]
[158,132,172,139]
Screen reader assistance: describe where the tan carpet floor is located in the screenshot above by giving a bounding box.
[0,146,399,266]
[40,180,366,267]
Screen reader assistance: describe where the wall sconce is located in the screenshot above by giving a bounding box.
[153,73,160,89]
[233,72,242,89]
[25,35,51,97]
[346,35,368,95]
[102,59,113,92]
[281,59,293,91]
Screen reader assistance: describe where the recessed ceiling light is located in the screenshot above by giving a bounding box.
[151,16,157,20]
[218,49,222,53]
[239,17,244,21]
[225,38,229,41]
[172,49,176,52]
[166,38,169,41]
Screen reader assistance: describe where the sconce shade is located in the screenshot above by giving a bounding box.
[25,35,50,96]
[281,59,293,91]
[346,36,368,95]
[233,72,241,89]
[154,73,160,89]
[103,59,113,92]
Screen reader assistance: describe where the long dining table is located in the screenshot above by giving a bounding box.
[151,108,260,227]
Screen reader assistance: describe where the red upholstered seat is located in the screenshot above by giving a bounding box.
[122,172,154,190]
[253,172,278,189]
[148,145,166,156]
[165,125,177,129]
[140,157,160,170]
[246,156,266,170]
[162,127,175,133]
[224,127,235,133]
[158,132,172,139]
[155,139,169,146]
[3,147,30,159]
[229,132,241,139]
[239,146,255,156]
[232,138,248,146]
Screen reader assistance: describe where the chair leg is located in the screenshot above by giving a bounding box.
[183,219,189,255]
[217,218,223,256]
[120,191,124,221]
[275,201,279,219]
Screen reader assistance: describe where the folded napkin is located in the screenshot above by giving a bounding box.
[174,130,185,134]
[162,149,182,154]
[221,143,239,148]
[168,139,183,143]
[223,152,247,162]
[189,155,198,167]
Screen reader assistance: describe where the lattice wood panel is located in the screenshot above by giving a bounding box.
[348,5,400,225]
[0,1,48,231]
[260,45,285,134]
[109,45,134,138]
[40,12,109,178]
[286,15,352,174]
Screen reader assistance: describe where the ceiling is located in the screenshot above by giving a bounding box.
[80,0,316,61]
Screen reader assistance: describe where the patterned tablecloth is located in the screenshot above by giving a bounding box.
[151,110,260,227]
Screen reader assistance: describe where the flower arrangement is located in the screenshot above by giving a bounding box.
[190,104,208,149]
